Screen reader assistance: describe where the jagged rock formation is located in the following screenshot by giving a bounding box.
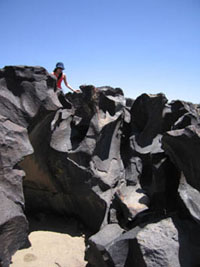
[0,65,200,266]
[0,65,60,267]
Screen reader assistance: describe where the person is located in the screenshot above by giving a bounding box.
[52,62,78,93]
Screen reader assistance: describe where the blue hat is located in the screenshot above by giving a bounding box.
[56,62,65,70]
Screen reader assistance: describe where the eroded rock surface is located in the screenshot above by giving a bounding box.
[1,65,200,266]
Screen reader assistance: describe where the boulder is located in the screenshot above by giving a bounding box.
[134,217,180,267]
[112,184,149,227]
[178,173,200,223]
[86,223,125,267]
[0,65,60,128]
[0,65,60,266]
[0,115,33,267]
[162,125,200,191]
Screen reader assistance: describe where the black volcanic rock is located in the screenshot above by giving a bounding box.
[1,65,200,266]
[134,217,180,267]
[0,115,32,267]
[130,93,168,147]
[0,66,60,128]
[178,173,200,223]
[0,65,60,266]
[86,223,124,267]
[162,125,200,191]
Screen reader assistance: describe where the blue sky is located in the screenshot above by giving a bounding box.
[0,0,199,103]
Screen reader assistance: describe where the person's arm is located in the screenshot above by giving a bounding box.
[63,74,76,92]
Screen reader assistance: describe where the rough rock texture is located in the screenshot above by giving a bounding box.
[0,66,60,267]
[1,65,200,266]
[136,217,180,267]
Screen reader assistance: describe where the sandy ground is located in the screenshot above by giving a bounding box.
[10,213,89,267]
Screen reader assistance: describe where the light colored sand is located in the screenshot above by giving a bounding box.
[10,214,88,267]
[11,231,87,267]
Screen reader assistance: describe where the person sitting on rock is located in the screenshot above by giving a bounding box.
[52,62,79,93]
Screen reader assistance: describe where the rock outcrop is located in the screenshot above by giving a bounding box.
[0,65,200,266]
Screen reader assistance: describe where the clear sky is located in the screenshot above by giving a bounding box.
[0,0,199,103]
